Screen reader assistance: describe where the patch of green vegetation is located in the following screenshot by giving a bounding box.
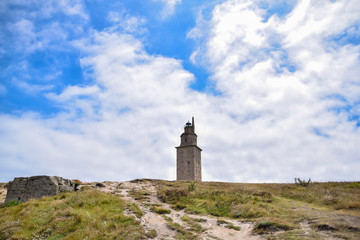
[126,202,143,218]
[181,215,206,233]
[157,181,274,219]
[345,182,360,189]
[144,202,162,208]
[145,229,157,238]
[226,224,241,231]
[267,229,323,240]
[171,202,187,210]
[188,181,197,192]
[193,218,207,222]
[216,219,240,231]
[128,189,151,201]
[166,218,198,240]
[258,181,360,210]
[151,206,171,215]
[1,200,22,208]
[0,189,146,239]
[253,220,292,235]
[79,185,91,191]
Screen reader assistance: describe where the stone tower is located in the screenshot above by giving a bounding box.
[176,117,202,181]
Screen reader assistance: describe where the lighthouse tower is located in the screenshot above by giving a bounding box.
[176,117,202,181]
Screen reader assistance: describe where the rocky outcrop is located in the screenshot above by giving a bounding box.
[4,176,75,203]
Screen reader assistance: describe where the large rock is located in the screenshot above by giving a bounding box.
[4,176,75,203]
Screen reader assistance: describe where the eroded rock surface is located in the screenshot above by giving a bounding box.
[5,175,75,203]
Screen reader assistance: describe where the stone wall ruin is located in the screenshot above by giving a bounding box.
[4,175,75,203]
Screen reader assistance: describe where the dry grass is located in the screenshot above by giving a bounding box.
[256,181,360,210]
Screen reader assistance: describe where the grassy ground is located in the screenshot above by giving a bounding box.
[156,180,360,239]
[0,189,146,240]
[1,180,359,239]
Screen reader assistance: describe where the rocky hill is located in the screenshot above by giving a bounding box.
[0,179,359,239]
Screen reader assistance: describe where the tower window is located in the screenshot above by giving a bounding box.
[185,138,187,142]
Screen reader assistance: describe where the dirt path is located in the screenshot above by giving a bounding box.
[96,180,263,240]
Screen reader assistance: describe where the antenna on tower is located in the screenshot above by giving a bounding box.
[192,116,195,133]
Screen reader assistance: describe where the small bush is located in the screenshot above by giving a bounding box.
[294,177,311,187]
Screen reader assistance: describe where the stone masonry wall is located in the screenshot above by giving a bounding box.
[4,176,75,203]
[176,146,202,181]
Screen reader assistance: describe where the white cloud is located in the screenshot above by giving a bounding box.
[12,78,54,95]
[2,0,88,54]
[0,30,208,182]
[1,0,360,183]
[152,0,182,18]
[107,10,147,34]
[186,0,360,182]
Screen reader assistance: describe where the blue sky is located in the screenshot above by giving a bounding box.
[1,0,360,182]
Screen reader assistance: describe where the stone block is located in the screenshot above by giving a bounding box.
[4,175,75,203]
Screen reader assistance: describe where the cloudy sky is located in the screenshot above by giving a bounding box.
[1,0,359,183]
